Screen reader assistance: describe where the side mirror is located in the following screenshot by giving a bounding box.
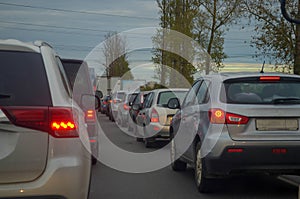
[81,94,101,110]
[95,90,103,99]
[167,98,180,109]
[132,104,141,111]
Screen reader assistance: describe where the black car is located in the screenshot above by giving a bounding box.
[61,58,101,165]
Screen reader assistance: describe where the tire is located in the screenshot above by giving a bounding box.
[194,142,215,193]
[170,140,187,171]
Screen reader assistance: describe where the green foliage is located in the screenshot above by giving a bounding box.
[103,32,133,79]
[243,0,296,73]
[154,0,242,81]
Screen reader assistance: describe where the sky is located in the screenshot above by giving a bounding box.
[0,0,274,80]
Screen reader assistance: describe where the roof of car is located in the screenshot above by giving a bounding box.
[150,88,189,93]
[0,39,52,53]
[198,72,300,81]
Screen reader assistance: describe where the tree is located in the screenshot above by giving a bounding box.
[153,0,242,82]
[103,32,133,79]
[195,0,242,74]
[153,0,199,87]
[243,0,298,74]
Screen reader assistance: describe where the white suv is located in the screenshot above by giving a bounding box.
[0,40,92,199]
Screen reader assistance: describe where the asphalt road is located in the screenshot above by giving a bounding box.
[89,114,298,199]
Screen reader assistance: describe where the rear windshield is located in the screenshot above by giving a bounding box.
[157,91,187,106]
[116,92,126,101]
[128,93,138,103]
[222,77,300,104]
[0,51,52,106]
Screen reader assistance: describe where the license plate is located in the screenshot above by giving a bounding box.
[256,119,298,131]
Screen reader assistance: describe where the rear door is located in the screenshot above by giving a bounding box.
[223,76,300,141]
[0,50,50,183]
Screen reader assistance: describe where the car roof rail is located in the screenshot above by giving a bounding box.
[33,40,53,48]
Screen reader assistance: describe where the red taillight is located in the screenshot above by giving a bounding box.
[208,109,225,124]
[272,148,287,154]
[260,76,280,81]
[150,108,159,123]
[209,109,249,125]
[227,148,244,153]
[85,109,96,122]
[49,108,78,138]
[226,112,249,124]
[2,107,79,138]
[2,107,49,132]
[123,104,130,110]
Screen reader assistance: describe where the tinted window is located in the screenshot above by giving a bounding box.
[157,91,188,106]
[116,92,126,101]
[0,51,52,106]
[143,92,154,108]
[128,93,137,103]
[222,77,300,104]
[182,80,201,107]
[196,81,209,104]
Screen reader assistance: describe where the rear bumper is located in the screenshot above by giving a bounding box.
[201,127,300,177]
[205,145,300,177]
[0,139,91,199]
[145,123,170,141]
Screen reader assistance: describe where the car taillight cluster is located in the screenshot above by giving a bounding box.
[123,104,130,111]
[85,109,96,122]
[1,106,79,138]
[208,108,249,125]
[150,108,159,123]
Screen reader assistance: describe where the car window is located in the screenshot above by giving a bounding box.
[182,80,202,108]
[0,50,52,106]
[222,77,300,104]
[157,90,188,106]
[128,93,138,104]
[196,81,210,104]
[56,57,72,98]
[143,92,154,108]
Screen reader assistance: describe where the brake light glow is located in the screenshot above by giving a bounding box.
[51,121,75,130]
[260,76,280,81]
[49,108,78,138]
[208,109,225,124]
[150,108,159,123]
[85,109,96,122]
[123,104,130,110]
[1,107,79,138]
[209,109,249,125]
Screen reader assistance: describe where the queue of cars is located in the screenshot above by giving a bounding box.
[99,72,300,194]
[0,39,101,198]
[4,39,300,197]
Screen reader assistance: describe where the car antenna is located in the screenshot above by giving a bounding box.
[260,61,265,74]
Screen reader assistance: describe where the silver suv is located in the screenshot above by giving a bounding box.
[0,40,93,198]
[169,72,300,193]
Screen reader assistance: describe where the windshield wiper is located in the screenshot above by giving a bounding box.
[0,94,11,99]
[272,97,300,104]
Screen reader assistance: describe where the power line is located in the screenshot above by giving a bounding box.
[0,2,158,21]
[0,20,110,33]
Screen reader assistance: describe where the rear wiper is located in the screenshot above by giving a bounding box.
[0,94,10,99]
[272,97,300,104]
